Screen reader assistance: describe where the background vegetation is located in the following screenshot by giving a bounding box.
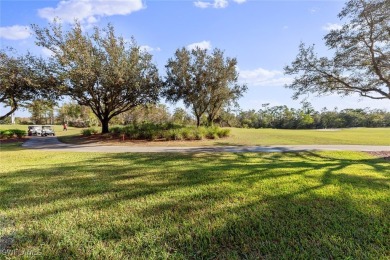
[1,124,389,146]
[4,101,389,131]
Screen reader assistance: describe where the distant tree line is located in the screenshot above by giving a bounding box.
[229,103,390,129]
[3,100,389,130]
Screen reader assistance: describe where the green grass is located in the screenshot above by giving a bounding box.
[223,127,390,146]
[1,146,389,258]
[2,125,389,146]
[69,127,390,146]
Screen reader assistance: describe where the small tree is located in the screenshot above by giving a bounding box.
[25,99,56,124]
[33,22,162,133]
[164,47,246,127]
[284,0,390,102]
[172,107,193,125]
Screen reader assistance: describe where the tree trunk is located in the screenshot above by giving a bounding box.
[196,115,201,127]
[0,103,17,121]
[101,118,110,133]
[207,114,214,127]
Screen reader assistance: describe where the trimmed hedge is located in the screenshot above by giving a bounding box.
[0,129,27,139]
[81,128,99,136]
[107,123,230,141]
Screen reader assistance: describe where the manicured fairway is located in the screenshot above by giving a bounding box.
[225,127,390,146]
[1,125,390,146]
[1,144,389,258]
[61,127,390,146]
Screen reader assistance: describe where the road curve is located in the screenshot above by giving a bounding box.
[21,136,390,153]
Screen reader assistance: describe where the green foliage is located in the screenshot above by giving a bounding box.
[0,50,60,120]
[33,22,162,133]
[0,129,26,138]
[57,102,97,127]
[81,128,98,136]
[112,104,172,126]
[25,99,56,125]
[285,0,390,101]
[217,128,230,138]
[108,123,230,141]
[164,47,247,126]
[237,103,390,129]
[172,107,194,125]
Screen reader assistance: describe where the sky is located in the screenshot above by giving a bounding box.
[0,0,389,117]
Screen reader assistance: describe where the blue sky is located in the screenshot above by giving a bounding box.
[1,0,388,117]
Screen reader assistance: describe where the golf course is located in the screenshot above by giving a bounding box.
[1,0,390,258]
[1,126,389,258]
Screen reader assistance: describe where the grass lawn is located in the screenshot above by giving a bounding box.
[59,127,390,146]
[1,124,389,146]
[1,144,389,258]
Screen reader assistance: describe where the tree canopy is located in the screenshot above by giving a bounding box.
[33,22,162,133]
[0,50,59,121]
[164,47,246,126]
[284,0,390,101]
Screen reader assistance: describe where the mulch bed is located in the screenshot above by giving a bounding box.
[0,137,29,144]
[366,151,390,161]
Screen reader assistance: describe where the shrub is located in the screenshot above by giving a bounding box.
[165,129,183,141]
[0,130,12,139]
[102,123,230,141]
[109,126,123,137]
[205,127,219,139]
[81,128,98,136]
[12,129,27,138]
[193,127,206,140]
[180,128,193,140]
[206,132,218,139]
[217,128,230,138]
[0,129,26,139]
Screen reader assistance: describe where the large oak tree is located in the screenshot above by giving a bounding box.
[33,22,162,133]
[284,0,390,102]
[164,47,246,126]
[0,50,58,121]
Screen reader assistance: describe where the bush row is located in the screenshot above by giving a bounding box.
[81,123,231,141]
[0,129,27,139]
[81,128,99,136]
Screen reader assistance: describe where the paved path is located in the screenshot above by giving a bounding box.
[21,136,390,153]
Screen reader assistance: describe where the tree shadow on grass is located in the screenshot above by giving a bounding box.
[0,151,389,258]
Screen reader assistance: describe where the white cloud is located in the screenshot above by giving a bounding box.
[233,0,246,3]
[309,7,319,14]
[187,40,212,50]
[38,0,144,24]
[322,23,342,31]
[194,0,228,9]
[41,47,55,57]
[0,25,31,40]
[214,0,228,8]
[140,45,161,52]
[194,1,211,8]
[238,67,293,87]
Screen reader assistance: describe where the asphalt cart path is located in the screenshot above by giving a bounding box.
[21,136,390,153]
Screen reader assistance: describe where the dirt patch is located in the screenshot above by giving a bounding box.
[315,129,342,131]
[0,137,29,144]
[0,235,14,251]
[366,151,390,160]
[59,134,215,147]
[0,216,15,251]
